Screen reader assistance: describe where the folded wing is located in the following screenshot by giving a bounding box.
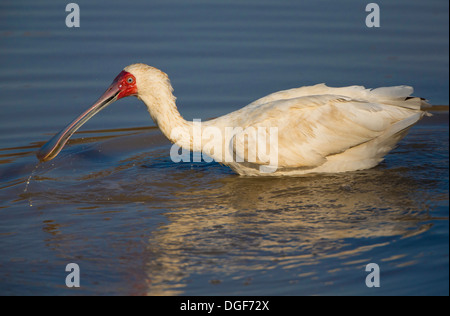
[231,86,427,169]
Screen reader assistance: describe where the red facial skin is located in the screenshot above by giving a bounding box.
[114,70,138,99]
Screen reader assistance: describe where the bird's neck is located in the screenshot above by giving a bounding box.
[139,89,202,152]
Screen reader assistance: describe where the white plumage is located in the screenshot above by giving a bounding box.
[38,63,430,176]
[211,84,429,175]
[125,64,429,176]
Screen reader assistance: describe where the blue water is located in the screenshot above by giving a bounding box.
[0,0,448,295]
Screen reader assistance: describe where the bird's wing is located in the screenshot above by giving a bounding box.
[231,94,420,169]
[247,83,429,110]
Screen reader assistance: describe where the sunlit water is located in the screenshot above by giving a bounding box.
[0,0,448,295]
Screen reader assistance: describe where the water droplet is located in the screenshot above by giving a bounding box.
[24,162,41,206]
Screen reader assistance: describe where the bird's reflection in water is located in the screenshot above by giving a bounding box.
[14,128,439,295]
[143,165,432,295]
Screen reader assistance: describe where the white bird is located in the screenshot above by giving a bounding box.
[37,63,430,176]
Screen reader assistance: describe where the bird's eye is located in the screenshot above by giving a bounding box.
[127,77,134,84]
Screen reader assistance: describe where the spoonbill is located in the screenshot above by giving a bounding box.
[37,63,430,176]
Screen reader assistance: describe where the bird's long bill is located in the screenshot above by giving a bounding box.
[36,83,121,162]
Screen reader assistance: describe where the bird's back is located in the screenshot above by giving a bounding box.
[212,84,430,176]
[247,83,429,110]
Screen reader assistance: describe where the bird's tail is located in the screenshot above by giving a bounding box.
[370,85,431,111]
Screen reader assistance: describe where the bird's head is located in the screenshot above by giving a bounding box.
[36,63,171,162]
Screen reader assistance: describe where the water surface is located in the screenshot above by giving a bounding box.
[0,0,448,295]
